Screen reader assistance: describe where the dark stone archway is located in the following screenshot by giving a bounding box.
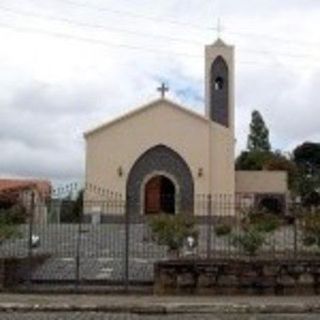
[126,145,194,217]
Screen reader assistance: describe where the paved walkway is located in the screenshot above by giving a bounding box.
[0,294,320,314]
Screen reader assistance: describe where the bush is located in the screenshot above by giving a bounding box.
[0,206,22,243]
[249,212,281,233]
[0,205,26,224]
[301,212,320,249]
[149,214,198,254]
[0,224,19,243]
[231,227,266,256]
[216,207,282,256]
[215,224,232,237]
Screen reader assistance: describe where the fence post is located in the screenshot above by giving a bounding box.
[293,216,298,260]
[124,195,130,292]
[206,194,212,259]
[75,202,82,291]
[27,191,35,289]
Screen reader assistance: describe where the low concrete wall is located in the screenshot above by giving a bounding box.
[154,258,320,295]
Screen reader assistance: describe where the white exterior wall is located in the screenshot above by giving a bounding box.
[205,40,235,198]
[235,171,288,194]
[85,101,213,203]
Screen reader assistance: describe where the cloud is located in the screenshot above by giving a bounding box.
[0,0,319,183]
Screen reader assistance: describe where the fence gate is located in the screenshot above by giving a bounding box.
[0,185,313,292]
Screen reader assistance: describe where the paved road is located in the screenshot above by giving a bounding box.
[1,312,320,319]
[1,294,320,319]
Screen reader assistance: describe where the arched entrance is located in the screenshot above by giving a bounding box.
[126,145,194,217]
[144,175,175,215]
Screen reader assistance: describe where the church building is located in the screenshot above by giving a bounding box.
[84,39,288,219]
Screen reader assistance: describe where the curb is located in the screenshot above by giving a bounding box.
[1,302,320,314]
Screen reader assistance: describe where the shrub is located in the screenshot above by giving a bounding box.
[231,227,266,256]
[301,212,320,250]
[0,224,19,243]
[215,223,232,237]
[149,214,198,254]
[0,207,22,244]
[216,207,282,256]
[241,208,281,233]
[250,213,281,233]
[0,205,26,224]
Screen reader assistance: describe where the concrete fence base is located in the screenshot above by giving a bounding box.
[154,258,320,295]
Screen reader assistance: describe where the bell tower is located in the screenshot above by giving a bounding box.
[205,38,235,198]
[205,38,234,129]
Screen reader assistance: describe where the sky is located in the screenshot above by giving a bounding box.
[0,0,320,184]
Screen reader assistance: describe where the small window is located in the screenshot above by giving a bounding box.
[214,77,224,90]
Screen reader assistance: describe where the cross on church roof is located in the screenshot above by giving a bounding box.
[216,18,223,39]
[157,82,169,98]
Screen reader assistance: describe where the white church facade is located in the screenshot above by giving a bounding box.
[84,39,288,219]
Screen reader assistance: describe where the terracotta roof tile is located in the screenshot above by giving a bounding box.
[0,179,51,199]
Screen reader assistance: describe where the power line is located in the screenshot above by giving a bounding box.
[226,30,320,49]
[0,4,205,46]
[0,4,319,63]
[0,22,201,57]
[0,21,319,70]
[60,0,214,32]
[55,0,320,49]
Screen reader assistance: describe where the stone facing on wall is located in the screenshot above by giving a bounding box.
[126,145,194,217]
[154,258,320,295]
[0,255,50,290]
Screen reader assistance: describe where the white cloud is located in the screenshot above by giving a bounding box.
[0,0,320,182]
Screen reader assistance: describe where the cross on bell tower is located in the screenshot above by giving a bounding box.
[216,18,223,39]
[157,82,169,98]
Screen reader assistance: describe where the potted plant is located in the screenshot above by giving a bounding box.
[148,214,198,259]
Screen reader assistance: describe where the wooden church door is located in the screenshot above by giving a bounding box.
[145,176,161,214]
[144,175,175,215]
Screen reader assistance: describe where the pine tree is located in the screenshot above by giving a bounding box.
[247,110,271,152]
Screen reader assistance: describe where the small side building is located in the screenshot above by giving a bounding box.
[0,179,51,224]
[235,171,289,214]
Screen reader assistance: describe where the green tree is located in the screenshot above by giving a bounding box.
[293,142,320,206]
[247,110,271,152]
[235,150,272,170]
[60,189,84,223]
[293,142,320,169]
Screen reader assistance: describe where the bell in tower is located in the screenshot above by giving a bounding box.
[205,39,234,128]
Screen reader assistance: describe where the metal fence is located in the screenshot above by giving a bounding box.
[0,193,318,292]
